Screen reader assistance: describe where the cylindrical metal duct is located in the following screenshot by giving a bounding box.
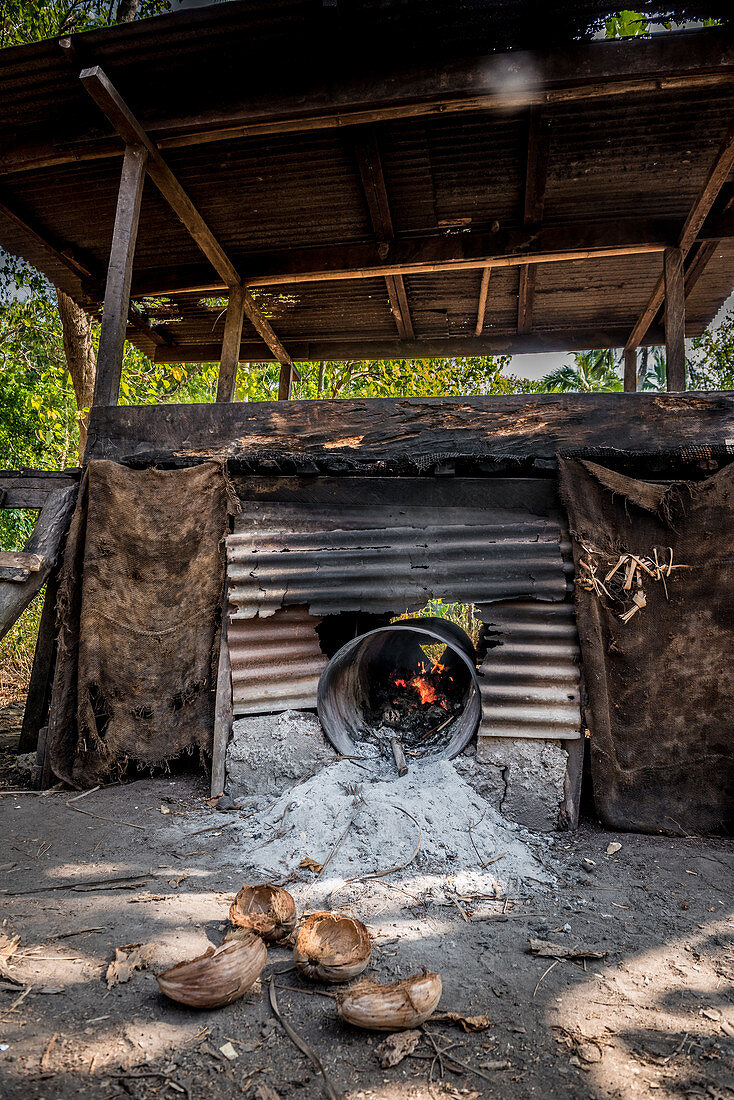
[317,618,481,760]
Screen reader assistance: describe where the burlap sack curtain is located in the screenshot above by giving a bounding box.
[47,461,238,787]
[559,458,734,836]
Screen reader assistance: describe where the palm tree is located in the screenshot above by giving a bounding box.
[541,349,623,393]
[637,348,667,391]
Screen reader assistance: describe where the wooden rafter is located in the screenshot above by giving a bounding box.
[626,116,734,352]
[128,214,708,299]
[475,267,491,335]
[79,65,296,381]
[517,108,551,335]
[354,130,414,340]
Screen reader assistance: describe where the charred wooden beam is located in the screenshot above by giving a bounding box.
[626,115,734,352]
[86,393,734,468]
[354,130,414,340]
[93,144,148,408]
[4,30,733,176]
[79,66,294,378]
[0,470,80,510]
[664,247,686,391]
[517,108,551,335]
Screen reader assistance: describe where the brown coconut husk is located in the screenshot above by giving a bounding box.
[229,884,297,943]
[293,912,372,982]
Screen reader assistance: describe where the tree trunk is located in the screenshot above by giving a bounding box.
[57,290,96,456]
[116,0,140,22]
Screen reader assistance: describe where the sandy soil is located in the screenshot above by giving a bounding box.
[0,767,732,1100]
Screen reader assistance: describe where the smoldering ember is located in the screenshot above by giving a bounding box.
[0,2,733,1100]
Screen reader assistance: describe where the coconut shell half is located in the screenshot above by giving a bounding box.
[157,933,267,1008]
[229,884,297,943]
[293,912,372,982]
[336,970,442,1030]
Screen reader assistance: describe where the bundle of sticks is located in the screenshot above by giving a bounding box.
[577,546,687,624]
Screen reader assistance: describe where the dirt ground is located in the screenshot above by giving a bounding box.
[0,718,732,1100]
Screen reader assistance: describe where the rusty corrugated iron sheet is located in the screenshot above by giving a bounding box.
[477,599,581,741]
[227,505,567,618]
[229,604,326,717]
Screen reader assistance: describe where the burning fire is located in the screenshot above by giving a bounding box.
[392,661,447,708]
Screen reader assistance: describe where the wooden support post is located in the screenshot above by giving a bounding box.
[664,246,686,391]
[92,144,148,408]
[216,285,246,401]
[210,589,232,798]
[278,362,295,401]
[624,347,637,391]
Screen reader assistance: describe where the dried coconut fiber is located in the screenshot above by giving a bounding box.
[221,758,552,912]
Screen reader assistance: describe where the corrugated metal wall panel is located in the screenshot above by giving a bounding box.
[229,605,326,716]
[477,599,581,740]
[227,511,567,618]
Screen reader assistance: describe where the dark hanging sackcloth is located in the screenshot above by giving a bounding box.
[47,460,238,787]
[558,458,734,836]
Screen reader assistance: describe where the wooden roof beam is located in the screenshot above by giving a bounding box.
[354,130,414,340]
[79,65,295,377]
[475,267,491,335]
[130,214,698,298]
[626,115,734,352]
[517,108,551,336]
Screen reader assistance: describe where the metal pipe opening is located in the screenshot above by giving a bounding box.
[317,617,481,761]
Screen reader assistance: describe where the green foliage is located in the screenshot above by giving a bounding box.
[0,0,171,47]
[540,349,623,393]
[688,311,734,391]
[637,348,667,392]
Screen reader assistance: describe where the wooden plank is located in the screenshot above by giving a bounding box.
[475,268,491,336]
[354,129,414,340]
[210,591,232,798]
[216,285,246,402]
[86,393,734,468]
[0,552,45,583]
[5,28,733,175]
[0,486,77,644]
[664,246,686,391]
[80,66,294,373]
[624,347,637,392]
[626,114,734,350]
[93,144,148,408]
[151,324,667,364]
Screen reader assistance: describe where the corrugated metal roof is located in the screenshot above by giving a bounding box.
[477,599,581,740]
[227,504,567,618]
[229,604,326,716]
[0,9,731,361]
